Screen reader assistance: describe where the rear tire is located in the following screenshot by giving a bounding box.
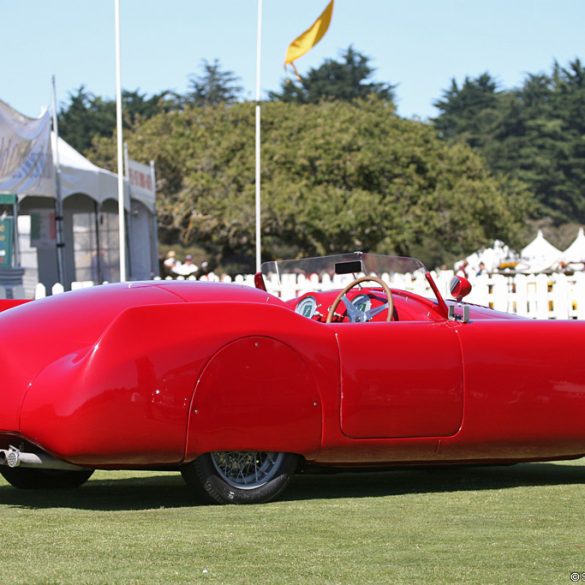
[181,451,299,504]
[0,467,94,490]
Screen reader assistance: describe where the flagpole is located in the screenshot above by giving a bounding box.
[255,0,263,273]
[50,75,65,285]
[114,0,127,282]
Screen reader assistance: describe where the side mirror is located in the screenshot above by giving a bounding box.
[449,276,472,302]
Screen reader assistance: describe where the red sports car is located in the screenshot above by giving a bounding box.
[1,252,584,504]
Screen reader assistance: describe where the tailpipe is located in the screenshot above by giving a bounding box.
[0,446,84,471]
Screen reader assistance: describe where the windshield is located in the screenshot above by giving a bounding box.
[261,252,432,301]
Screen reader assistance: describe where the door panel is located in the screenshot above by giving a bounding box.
[336,322,463,438]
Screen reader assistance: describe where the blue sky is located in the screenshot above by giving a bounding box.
[2,0,584,120]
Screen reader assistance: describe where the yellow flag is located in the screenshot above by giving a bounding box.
[284,0,334,69]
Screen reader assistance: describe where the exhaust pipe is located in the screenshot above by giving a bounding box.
[0,446,84,471]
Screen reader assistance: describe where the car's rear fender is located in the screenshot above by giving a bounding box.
[20,301,338,466]
[184,335,324,459]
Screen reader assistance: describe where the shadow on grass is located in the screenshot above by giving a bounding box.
[283,461,585,502]
[0,473,198,511]
[1,461,585,510]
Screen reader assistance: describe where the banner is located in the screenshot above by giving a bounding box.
[127,157,155,211]
[0,100,56,196]
[30,209,57,249]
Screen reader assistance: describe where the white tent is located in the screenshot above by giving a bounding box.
[2,99,159,296]
[52,134,125,208]
[456,240,517,275]
[49,134,155,213]
[519,230,562,273]
[15,133,158,290]
[1,98,153,213]
[561,227,585,264]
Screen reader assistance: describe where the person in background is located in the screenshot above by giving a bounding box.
[173,254,198,277]
[476,261,487,276]
[163,251,179,277]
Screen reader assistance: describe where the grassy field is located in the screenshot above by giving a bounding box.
[1,460,585,585]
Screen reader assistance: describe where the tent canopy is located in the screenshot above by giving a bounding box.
[561,227,585,263]
[9,132,157,213]
[519,230,562,272]
[49,133,155,213]
[1,99,155,212]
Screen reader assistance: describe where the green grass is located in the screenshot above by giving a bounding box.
[1,460,585,585]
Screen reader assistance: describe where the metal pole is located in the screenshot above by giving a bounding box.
[12,199,20,267]
[51,75,65,284]
[254,0,263,273]
[93,200,102,283]
[114,0,127,282]
[149,160,159,278]
[123,142,129,181]
[123,142,133,279]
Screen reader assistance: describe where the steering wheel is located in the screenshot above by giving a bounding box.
[326,276,394,323]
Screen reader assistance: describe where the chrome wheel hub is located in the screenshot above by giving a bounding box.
[210,451,284,490]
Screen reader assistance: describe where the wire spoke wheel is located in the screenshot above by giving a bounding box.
[181,451,299,504]
[210,451,285,490]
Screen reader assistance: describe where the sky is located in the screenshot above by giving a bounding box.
[1,0,584,120]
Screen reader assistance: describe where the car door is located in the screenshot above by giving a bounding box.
[333,320,464,439]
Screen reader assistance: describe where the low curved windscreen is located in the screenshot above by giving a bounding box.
[261,252,429,300]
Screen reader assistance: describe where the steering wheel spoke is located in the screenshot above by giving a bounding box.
[341,294,362,322]
[364,302,389,320]
[326,276,394,324]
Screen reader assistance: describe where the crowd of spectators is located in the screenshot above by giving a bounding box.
[162,250,208,279]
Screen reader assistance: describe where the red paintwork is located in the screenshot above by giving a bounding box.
[426,272,449,318]
[0,299,30,313]
[1,273,585,471]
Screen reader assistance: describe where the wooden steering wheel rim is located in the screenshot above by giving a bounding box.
[326,275,394,323]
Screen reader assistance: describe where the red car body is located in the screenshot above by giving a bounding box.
[1,253,584,503]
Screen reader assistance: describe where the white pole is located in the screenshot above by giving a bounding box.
[254,0,263,273]
[149,160,159,277]
[114,0,127,282]
[51,75,65,285]
[123,141,133,278]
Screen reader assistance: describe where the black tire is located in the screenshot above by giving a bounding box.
[0,467,94,490]
[181,451,299,504]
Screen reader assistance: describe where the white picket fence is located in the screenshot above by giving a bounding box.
[31,270,585,320]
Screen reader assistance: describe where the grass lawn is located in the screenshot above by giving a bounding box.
[1,459,585,585]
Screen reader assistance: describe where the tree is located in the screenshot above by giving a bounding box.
[269,46,396,105]
[58,86,116,153]
[186,59,243,106]
[91,97,532,273]
[433,73,501,149]
[434,60,585,224]
[58,86,176,154]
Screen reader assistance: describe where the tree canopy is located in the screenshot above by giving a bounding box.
[58,85,176,153]
[57,50,585,272]
[269,46,396,105]
[433,59,585,224]
[58,59,241,152]
[434,73,501,149]
[186,59,243,106]
[90,97,531,273]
